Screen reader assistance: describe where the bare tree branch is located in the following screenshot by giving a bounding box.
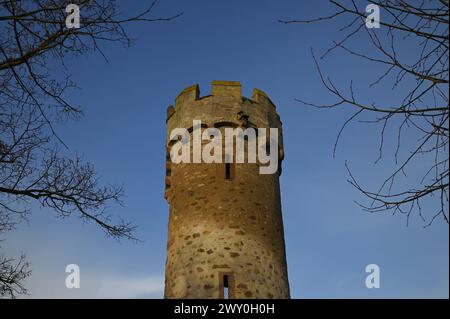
[0,0,180,297]
[283,0,449,226]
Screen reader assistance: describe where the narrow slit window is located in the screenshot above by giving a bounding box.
[225,163,231,180]
[223,275,229,299]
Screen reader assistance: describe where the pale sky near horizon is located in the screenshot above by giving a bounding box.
[3,0,449,298]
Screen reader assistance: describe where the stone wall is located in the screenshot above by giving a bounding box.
[164,81,290,299]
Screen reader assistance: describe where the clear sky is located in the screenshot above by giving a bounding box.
[4,0,448,298]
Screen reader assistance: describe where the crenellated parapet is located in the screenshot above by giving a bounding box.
[166,80,282,141]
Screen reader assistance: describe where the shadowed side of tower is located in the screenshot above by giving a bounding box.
[164,81,290,299]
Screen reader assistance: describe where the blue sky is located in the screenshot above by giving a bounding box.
[4,0,448,298]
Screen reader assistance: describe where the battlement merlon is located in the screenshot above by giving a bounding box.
[175,84,200,108]
[252,88,276,109]
[211,80,242,99]
[166,105,175,123]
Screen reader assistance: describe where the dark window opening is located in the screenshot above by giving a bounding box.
[219,272,234,299]
[187,123,208,134]
[225,163,231,180]
[223,275,229,299]
[265,143,271,155]
[214,121,238,128]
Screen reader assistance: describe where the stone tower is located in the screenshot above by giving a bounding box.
[164,81,290,299]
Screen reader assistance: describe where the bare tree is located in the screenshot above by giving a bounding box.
[0,254,30,298]
[0,0,180,297]
[281,0,449,225]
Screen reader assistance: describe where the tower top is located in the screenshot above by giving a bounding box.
[172,80,276,114]
[166,80,284,164]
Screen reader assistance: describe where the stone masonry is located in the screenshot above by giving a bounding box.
[164,81,290,299]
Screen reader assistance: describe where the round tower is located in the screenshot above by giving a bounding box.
[164,81,290,299]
